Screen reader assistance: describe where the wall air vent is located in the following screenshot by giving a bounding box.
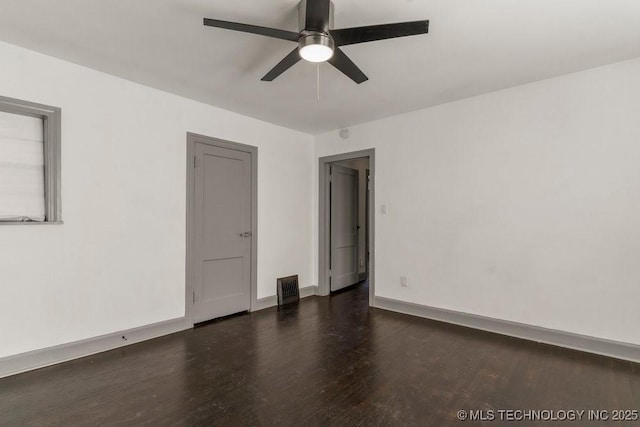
[277,275,300,306]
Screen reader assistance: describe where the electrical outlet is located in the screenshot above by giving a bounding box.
[400,276,408,287]
[380,204,388,214]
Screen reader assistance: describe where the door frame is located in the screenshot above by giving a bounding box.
[318,149,375,307]
[365,168,370,279]
[185,132,258,328]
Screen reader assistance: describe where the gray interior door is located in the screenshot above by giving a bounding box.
[330,164,360,291]
[193,142,252,322]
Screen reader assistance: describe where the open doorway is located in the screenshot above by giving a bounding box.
[318,149,375,307]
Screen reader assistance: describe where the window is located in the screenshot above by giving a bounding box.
[0,96,61,223]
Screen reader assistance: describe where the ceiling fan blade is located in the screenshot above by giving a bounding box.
[261,49,302,81]
[204,18,299,42]
[327,48,368,84]
[305,0,331,32]
[331,20,429,46]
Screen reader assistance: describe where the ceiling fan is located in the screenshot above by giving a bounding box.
[203,0,429,84]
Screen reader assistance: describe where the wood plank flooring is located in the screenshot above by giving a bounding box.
[1,282,639,426]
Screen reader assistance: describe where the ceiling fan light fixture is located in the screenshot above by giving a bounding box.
[300,44,333,62]
[299,33,334,63]
[203,0,429,83]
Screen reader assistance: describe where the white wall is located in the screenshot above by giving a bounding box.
[316,57,640,346]
[0,41,314,358]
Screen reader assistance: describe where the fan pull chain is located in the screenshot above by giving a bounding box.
[317,63,320,102]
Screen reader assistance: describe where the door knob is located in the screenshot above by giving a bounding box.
[239,232,252,238]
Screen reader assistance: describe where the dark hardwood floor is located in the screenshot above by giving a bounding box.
[1,282,639,426]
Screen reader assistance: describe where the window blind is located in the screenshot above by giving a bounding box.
[0,110,46,222]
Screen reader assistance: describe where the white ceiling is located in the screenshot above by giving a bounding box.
[1,0,640,134]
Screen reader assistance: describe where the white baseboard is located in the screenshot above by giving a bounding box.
[253,285,318,312]
[253,295,277,311]
[374,296,640,364]
[300,285,319,298]
[1,286,321,379]
[0,317,186,379]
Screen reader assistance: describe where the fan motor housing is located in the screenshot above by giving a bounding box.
[299,32,335,52]
[298,0,334,32]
